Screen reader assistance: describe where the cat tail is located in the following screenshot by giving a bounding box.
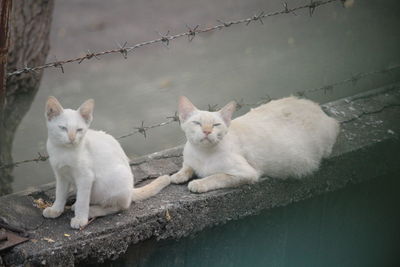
[131,175,171,202]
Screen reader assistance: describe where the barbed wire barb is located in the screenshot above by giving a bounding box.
[135,121,148,139]
[308,0,320,17]
[23,62,38,75]
[283,2,297,16]
[246,11,265,26]
[52,56,65,73]
[157,31,171,48]
[186,25,199,42]
[207,104,220,112]
[22,62,41,82]
[116,41,129,59]
[167,111,180,125]
[234,98,246,110]
[78,49,100,64]
[260,94,273,103]
[216,19,233,28]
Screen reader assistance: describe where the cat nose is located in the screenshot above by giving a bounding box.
[203,130,212,136]
[68,131,76,142]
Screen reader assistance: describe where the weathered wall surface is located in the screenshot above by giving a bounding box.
[0,84,399,266]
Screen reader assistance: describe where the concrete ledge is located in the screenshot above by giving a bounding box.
[1,84,400,266]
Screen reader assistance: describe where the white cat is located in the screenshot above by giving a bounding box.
[170,96,339,193]
[43,97,170,229]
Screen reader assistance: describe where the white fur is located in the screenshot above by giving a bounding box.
[43,97,170,229]
[170,96,339,193]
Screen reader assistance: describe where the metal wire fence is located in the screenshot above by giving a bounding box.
[1,0,399,170]
[7,0,343,78]
[1,63,399,170]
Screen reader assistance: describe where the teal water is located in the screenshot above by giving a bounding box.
[95,174,400,267]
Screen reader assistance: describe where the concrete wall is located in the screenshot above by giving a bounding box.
[0,84,399,266]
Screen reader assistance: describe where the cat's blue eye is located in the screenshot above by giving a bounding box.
[192,121,201,126]
[213,123,221,127]
[58,126,67,131]
[77,128,83,132]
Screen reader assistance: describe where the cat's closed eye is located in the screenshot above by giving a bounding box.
[192,121,201,126]
[59,125,67,131]
[213,123,221,127]
[77,128,83,132]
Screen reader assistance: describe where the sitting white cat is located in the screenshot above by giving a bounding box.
[43,97,170,229]
[170,96,339,193]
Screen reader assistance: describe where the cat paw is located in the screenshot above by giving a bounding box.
[70,217,88,229]
[188,180,208,193]
[43,206,63,218]
[171,173,187,184]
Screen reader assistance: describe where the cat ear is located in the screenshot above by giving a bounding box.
[178,96,198,122]
[78,99,95,124]
[219,101,236,126]
[46,96,64,121]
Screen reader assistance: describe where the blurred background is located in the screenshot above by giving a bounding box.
[3,0,400,193]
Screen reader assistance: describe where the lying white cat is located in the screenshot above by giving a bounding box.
[43,97,170,229]
[170,96,339,193]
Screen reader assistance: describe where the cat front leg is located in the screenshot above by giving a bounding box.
[70,174,94,229]
[170,164,194,184]
[188,173,257,193]
[43,173,70,218]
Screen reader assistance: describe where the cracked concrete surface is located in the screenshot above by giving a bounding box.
[0,84,399,266]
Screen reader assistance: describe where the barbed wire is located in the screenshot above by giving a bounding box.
[116,112,180,139]
[339,103,400,124]
[6,0,343,78]
[117,64,400,140]
[1,63,399,170]
[305,64,400,95]
[0,153,49,170]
